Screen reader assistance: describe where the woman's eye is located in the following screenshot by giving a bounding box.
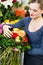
[33,9,37,12]
[29,8,37,12]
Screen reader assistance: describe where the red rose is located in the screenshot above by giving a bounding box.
[11,32,19,38]
[13,0,17,2]
[23,37,29,43]
[1,0,6,2]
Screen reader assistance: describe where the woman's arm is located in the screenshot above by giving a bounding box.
[3,17,31,37]
[11,17,25,28]
[3,17,26,37]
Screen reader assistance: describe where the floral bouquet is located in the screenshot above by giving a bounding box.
[0,28,31,65]
[11,28,31,51]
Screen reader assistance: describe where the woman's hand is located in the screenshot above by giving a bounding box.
[3,25,12,37]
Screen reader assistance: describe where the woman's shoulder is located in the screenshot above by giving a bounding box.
[22,16,32,20]
[21,16,32,23]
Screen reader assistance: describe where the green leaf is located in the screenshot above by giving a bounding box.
[0,10,3,17]
[16,45,22,49]
[24,6,29,10]
[26,45,31,49]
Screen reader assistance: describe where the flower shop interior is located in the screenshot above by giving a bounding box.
[0,0,30,65]
[0,0,43,65]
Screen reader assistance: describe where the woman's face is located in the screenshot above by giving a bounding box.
[29,3,42,19]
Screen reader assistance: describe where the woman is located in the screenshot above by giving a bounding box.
[3,0,43,65]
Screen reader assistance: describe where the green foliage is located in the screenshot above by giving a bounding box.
[0,35,15,48]
[0,34,31,50]
[0,3,23,23]
[24,6,29,10]
[0,3,6,23]
[0,33,31,65]
[13,2,22,8]
[0,34,20,65]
